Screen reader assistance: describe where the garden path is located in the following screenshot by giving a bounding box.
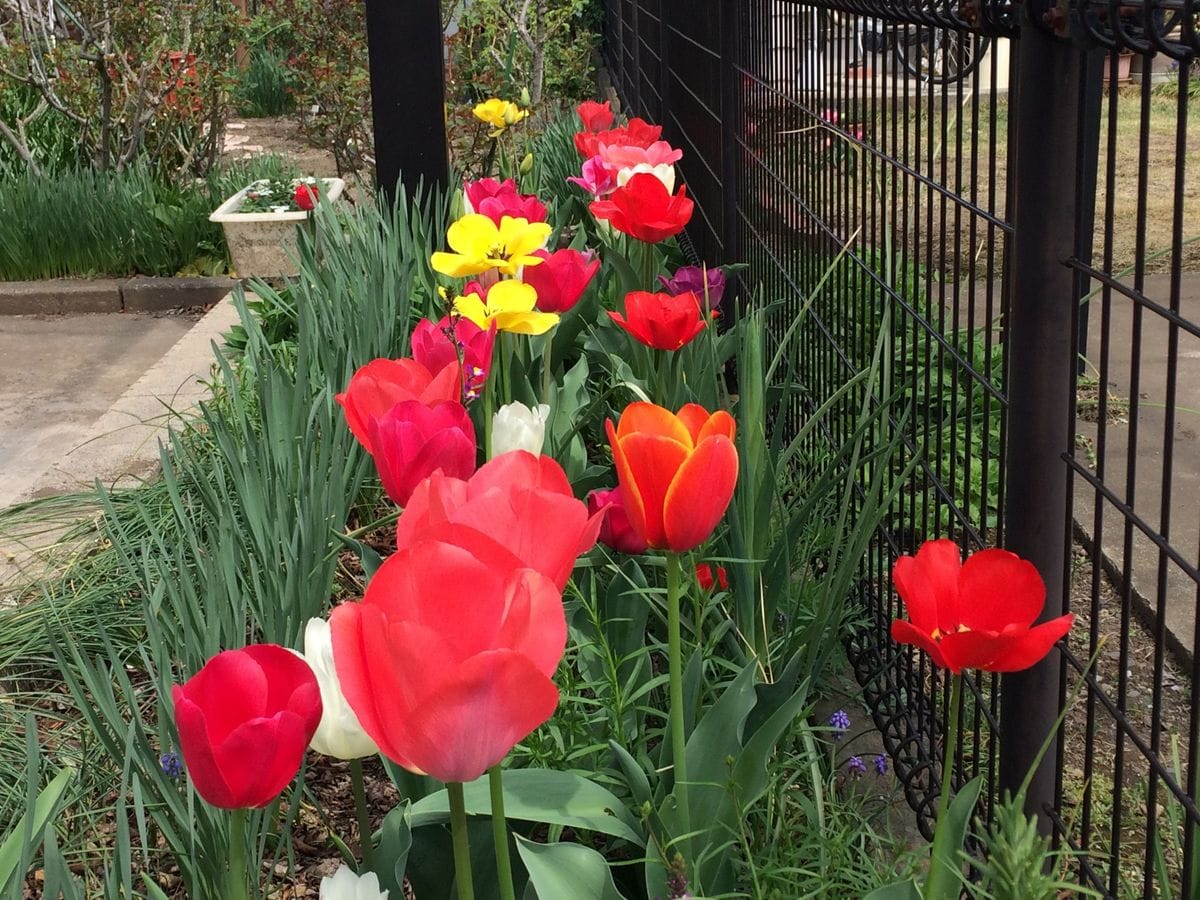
[0,299,240,594]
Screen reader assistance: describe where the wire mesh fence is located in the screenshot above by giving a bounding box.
[601,0,1199,895]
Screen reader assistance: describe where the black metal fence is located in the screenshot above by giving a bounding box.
[601,0,1199,895]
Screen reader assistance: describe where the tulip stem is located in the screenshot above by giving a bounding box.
[665,551,691,864]
[488,765,517,900]
[483,371,494,459]
[541,329,554,407]
[226,807,249,900]
[448,781,476,900]
[350,758,373,872]
[926,672,963,899]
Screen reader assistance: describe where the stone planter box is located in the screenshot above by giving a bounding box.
[209,177,345,279]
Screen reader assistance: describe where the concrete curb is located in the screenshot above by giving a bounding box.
[0,276,240,315]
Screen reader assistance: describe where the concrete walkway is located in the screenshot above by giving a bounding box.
[0,299,240,592]
[1074,274,1200,666]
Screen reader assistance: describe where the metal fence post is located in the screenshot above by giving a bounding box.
[999,12,1094,831]
[365,0,449,205]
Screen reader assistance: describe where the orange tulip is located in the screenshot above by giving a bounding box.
[606,402,738,552]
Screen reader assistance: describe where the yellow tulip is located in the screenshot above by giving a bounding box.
[431,214,552,279]
[453,280,560,336]
[473,98,529,137]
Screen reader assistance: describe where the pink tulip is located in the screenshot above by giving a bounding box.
[567,156,618,198]
[330,533,566,782]
[336,358,462,452]
[396,451,601,590]
[367,400,477,506]
[409,316,496,402]
[587,486,649,554]
[597,140,682,170]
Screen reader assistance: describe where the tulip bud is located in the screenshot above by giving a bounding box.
[520,152,534,175]
[519,86,531,107]
[319,865,390,899]
[293,618,380,760]
[492,401,551,458]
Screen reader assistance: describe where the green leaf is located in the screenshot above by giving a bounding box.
[409,769,644,846]
[923,775,983,900]
[0,765,74,892]
[514,836,627,900]
[863,879,923,900]
[375,803,414,896]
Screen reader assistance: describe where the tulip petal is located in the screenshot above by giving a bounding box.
[214,712,310,808]
[395,471,471,548]
[893,539,962,637]
[472,450,573,498]
[661,435,739,552]
[890,619,949,670]
[493,568,568,677]
[398,650,560,783]
[697,409,737,444]
[676,404,711,443]
[957,548,1045,632]
[612,432,691,549]
[936,628,1011,674]
[178,650,268,744]
[172,691,236,808]
[241,645,324,736]
[615,402,693,446]
[981,614,1074,673]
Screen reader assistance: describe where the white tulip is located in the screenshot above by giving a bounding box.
[319,865,389,900]
[617,162,676,193]
[492,402,551,458]
[294,618,379,760]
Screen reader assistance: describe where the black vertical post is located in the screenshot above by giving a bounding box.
[365,0,449,206]
[1000,12,1096,832]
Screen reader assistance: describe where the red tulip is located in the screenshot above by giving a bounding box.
[329,534,566,782]
[695,563,728,592]
[890,539,1074,674]
[576,99,615,133]
[608,290,706,351]
[395,450,601,590]
[575,116,662,158]
[172,645,322,809]
[587,486,649,554]
[367,400,477,506]
[606,402,738,552]
[409,316,496,402]
[336,358,462,452]
[294,181,319,211]
[589,172,694,243]
[523,248,601,313]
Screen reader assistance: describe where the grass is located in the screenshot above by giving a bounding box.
[0,156,294,280]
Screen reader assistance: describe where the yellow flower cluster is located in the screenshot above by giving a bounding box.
[473,98,529,137]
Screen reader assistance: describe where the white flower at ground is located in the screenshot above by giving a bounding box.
[492,402,551,458]
[319,865,389,899]
[294,618,380,760]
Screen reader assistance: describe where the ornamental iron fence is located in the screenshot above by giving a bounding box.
[601,0,1200,895]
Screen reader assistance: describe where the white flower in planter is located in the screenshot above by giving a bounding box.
[293,618,379,760]
[319,865,389,899]
[492,401,551,458]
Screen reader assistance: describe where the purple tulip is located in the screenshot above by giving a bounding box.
[657,265,725,313]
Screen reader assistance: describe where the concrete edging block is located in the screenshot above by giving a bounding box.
[121,276,241,312]
[0,279,124,315]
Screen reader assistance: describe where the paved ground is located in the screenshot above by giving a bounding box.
[0,313,196,509]
[1075,273,1200,666]
[0,301,240,594]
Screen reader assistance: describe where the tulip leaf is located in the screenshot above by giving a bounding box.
[333,531,383,583]
[862,880,924,900]
[0,764,74,893]
[374,803,414,896]
[409,769,644,846]
[924,774,984,900]
[514,835,627,900]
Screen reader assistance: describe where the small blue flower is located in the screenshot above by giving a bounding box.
[828,709,850,739]
[160,751,183,780]
[848,756,867,778]
[874,754,888,776]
